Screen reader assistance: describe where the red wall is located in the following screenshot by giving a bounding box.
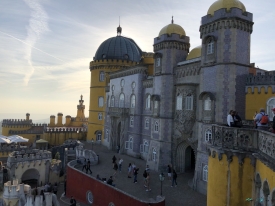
[66,165,165,206]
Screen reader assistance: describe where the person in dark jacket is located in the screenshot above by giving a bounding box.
[70,196,76,206]
[171,169,178,187]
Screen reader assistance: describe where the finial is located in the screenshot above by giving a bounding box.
[117,16,122,36]
[80,94,83,100]
[171,16,174,24]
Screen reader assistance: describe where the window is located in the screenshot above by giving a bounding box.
[204,97,211,110]
[205,130,212,142]
[203,165,208,182]
[111,96,115,107]
[154,101,158,109]
[119,93,125,108]
[154,121,159,132]
[120,79,125,87]
[130,95,136,108]
[156,58,161,67]
[140,141,149,153]
[267,98,275,120]
[145,118,149,129]
[98,97,104,107]
[185,95,193,110]
[96,133,102,141]
[98,113,103,120]
[146,94,151,109]
[130,116,134,127]
[176,95,183,110]
[99,71,105,82]
[125,136,133,150]
[207,39,214,54]
[152,148,157,161]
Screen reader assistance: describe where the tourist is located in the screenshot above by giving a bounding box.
[234,111,242,127]
[64,180,67,195]
[118,158,123,172]
[167,165,172,181]
[269,108,275,133]
[107,176,116,187]
[40,190,45,201]
[133,167,139,183]
[113,161,118,177]
[227,110,235,127]
[132,162,136,176]
[82,158,87,172]
[145,165,150,173]
[143,170,148,188]
[128,163,132,178]
[116,145,120,153]
[171,169,178,187]
[146,173,151,192]
[53,182,58,194]
[86,159,92,174]
[254,108,269,131]
[70,196,76,206]
[112,155,117,167]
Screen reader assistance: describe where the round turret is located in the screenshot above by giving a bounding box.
[207,0,246,15]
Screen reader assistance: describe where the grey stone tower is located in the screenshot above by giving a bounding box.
[151,19,190,171]
[199,6,253,122]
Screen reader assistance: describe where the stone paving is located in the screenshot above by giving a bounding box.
[58,142,206,206]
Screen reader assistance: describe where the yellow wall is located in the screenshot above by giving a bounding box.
[43,132,85,146]
[2,125,31,136]
[255,159,275,193]
[207,154,254,206]
[246,86,274,120]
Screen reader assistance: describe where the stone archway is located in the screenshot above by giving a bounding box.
[185,146,195,172]
[21,168,40,188]
[175,141,195,173]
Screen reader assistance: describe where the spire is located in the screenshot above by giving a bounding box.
[117,16,122,36]
[171,16,174,24]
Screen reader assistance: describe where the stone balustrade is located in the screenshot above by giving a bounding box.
[75,146,98,165]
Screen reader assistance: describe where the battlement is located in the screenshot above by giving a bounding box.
[201,7,253,25]
[154,33,190,45]
[246,71,275,85]
[90,59,138,69]
[3,180,31,199]
[2,119,32,125]
[44,126,87,133]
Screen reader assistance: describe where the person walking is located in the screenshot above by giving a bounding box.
[167,165,172,181]
[143,170,148,188]
[269,108,275,133]
[254,108,270,131]
[112,155,117,167]
[128,163,132,178]
[171,169,178,187]
[146,173,151,191]
[118,158,123,172]
[113,161,118,177]
[133,167,139,183]
[86,159,92,174]
[82,158,87,172]
[70,196,76,206]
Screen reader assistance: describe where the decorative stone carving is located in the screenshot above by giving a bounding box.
[218,152,223,161]
[212,150,216,158]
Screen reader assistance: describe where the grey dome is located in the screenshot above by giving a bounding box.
[94,36,142,62]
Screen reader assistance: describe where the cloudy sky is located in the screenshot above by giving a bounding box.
[0,0,274,121]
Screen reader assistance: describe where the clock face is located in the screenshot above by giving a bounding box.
[132,82,136,89]
[120,79,125,87]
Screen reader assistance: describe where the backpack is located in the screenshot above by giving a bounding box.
[260,113,268,125]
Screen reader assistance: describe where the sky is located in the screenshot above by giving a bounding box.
[0,0,274,121]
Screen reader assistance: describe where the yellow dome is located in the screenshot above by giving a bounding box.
[207,0,246,15]
[159,23,186,37]
[186,46,201,60]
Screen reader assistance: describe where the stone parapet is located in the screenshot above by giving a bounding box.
[246,71,275,86]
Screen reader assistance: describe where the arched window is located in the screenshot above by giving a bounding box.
[130,116,134,127]
[154,121,159,132]
[205,129,212,142]
[99,71,105,82]
[203,165,208,181]
[145,118,149,129]
[96,131,102,141]
[111,96,115,107]
[143,141,149,153]
[185,95,193,110]
[204,97,211,110]
[98,113,103,120]
[146,94,151,109]
[267,98,275,120]
[119,93,125,108]
[152,148,157,161]
[130,95,136,108]
[129,137,133,150]
[207,39,214,54]
[176,95,183,110]
[98,97,104,107]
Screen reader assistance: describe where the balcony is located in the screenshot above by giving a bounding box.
[211,125,275,162]
[108,107,129,117]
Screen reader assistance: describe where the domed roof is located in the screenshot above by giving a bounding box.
[207,0,246,15]
[186,46,201,60]
[94,27,142,62]
[159,17,186,37]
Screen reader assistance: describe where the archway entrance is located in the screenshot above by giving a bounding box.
[21,168,40,188]
[185,146,195,172]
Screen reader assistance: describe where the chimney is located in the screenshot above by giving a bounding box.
[65,115,71,126]
[57,113,63,126]
[26,113,30,121]
[50,115,55,127]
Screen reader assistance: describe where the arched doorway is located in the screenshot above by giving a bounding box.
[185,146,195,172]
[21,168,40,188]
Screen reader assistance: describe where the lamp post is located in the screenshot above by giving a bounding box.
[159,173,165,197]
[91,139,94,150]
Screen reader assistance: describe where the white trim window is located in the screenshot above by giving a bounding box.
[111,96,115,107]
[267,98,275,120]
[207,39,214,54]
[130,116,134,127]
[119,93,125,108]
[125,136,133,150]
[154,121,159,132]
[205,129,212,142]
[130,95,136,108]
[185,95,193,110]
[140,140,149,153]
[203,165,208,182]
[146,94,151,109]
[152,148,157,161]
[98,113,103,120]
[176,95,183,110]
[98,97,104,107]
[145,118,149,129]
[99,71,105,82]
[204,97,211,111]
[96,133,102,141]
